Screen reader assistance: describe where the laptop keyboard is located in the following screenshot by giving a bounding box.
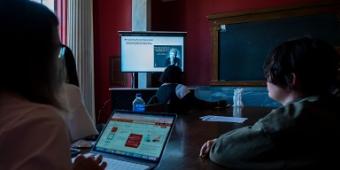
[103,157,150,170]
[72,153,150,170]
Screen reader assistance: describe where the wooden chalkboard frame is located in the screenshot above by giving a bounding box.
[208,1,340,86]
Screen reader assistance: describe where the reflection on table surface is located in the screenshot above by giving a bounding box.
[156,107,273,170]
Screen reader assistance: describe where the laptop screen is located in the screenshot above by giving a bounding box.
[93,111,175,162]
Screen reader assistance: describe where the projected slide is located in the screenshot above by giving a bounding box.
[120,32,185,72]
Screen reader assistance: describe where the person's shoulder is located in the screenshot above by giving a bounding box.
[0,94,72,170]
[160,83,178,88]
[0,94,68,144]
[62,83,81,98]
[175,84,190,99]
[175,84,189,90]
[1,93,65,127]
[258,96,328,132]
[263,96,318,116]
[256,102,297,133]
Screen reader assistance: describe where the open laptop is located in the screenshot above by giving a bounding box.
[84,110,176,170]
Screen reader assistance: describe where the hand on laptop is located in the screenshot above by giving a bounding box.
[73,154,107,170]
[199,138,216,159]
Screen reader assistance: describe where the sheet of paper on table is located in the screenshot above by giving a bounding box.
[200,115,247,123]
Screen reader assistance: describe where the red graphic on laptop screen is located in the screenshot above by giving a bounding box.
[111,127,118,132]
[125,133,143,148]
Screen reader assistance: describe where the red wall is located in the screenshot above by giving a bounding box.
[93,0,131,122]
[93,0,326,121]
[152,0,327,85]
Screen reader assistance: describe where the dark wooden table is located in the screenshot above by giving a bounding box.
[155,107,273,170]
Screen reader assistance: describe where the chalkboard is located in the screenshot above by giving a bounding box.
[208,2,340,86]
[219,14,340,81]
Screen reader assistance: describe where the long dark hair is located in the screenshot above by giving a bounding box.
[60,44,80,87]
[0,0,62,108]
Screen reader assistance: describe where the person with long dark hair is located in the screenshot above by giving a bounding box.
[0,1,105,169]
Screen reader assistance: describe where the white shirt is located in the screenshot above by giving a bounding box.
[175,84,191,99]
[161,83,191,100]
[59,83,98,141]
[0,93,72,170]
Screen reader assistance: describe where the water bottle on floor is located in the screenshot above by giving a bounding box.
[132,93,145,112]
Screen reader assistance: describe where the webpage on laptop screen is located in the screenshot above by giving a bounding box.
[94,113,174,161]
